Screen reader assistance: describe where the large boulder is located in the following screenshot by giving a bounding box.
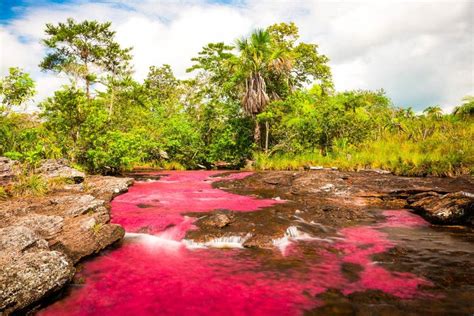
[0,226,75,314]
[36,159,85,183]
[408,191,474,225]
[0,251,74,314]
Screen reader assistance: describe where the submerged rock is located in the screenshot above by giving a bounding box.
[408,191,474,225]
[200,212,234,228]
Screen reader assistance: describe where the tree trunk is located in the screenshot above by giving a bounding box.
[108,88,115,119]
[254,121,261,147]
[86,79,91,100]
[264,121,269,152]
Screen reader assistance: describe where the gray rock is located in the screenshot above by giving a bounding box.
[18,215,64,239]
[0,250,74,313]
[85,176,133,201]
[51,194,105,217]
[0,226,48,255]
[36,159,85,183]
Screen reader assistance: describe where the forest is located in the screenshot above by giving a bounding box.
[1,20,473,177]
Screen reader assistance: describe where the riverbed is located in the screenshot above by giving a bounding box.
[38,171,474,315]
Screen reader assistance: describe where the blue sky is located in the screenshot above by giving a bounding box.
[0,0,472,112]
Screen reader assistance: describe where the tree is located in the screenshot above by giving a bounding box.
[236,29,291,145]
[423,105,443,118]
[144,65,181,109]
[39,18,132,100]
[453,96,474,118]
[0,67,35,115]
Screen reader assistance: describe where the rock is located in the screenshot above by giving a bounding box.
[159,150,169,160]
[309,166,324,170]
[201,212,234,228]
[0,226,48,259]
[36,159,85,183]
[320,183,335,192]
[51,224,125,264]
[18,215,64,239]
[85,176,133,201]
[0,157,19,183]
[50,194,105,217]
[0,250,74,314]
[408,191,474,225]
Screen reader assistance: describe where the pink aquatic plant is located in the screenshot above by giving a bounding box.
[39,172,434,316]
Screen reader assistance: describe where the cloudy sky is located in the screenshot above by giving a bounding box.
[0,0,473,112]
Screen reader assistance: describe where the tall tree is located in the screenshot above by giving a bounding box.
[39,18,132,100]
[236,29,290,144]
[0,67,35,115]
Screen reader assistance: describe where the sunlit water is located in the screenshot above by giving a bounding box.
[38,171,474,315]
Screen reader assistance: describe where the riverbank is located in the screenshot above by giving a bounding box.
[0,158,133,315]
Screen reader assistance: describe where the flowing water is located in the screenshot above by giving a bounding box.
[38,171,474,315]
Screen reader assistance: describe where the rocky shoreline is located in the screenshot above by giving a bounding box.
[0,158,133,315]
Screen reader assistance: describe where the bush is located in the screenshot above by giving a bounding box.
[11,174,49,197]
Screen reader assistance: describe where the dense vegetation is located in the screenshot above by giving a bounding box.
[1,20,473,176]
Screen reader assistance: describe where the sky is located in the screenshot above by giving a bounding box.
[0,0,473,112]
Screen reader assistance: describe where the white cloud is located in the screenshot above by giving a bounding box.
[0,0,472,112]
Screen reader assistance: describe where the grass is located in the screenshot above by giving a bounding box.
[47,176,75,191]
[160,161,186,170]
[11,174,49,197]
[90,222,103,235]
[252,129,473,177]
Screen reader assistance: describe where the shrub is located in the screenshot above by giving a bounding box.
[11,174,48,197]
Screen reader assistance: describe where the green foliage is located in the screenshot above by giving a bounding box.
[1,19,472,177]
[40,18,132,98]
[0,67,35,114]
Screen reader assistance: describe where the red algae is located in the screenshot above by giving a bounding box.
[111,171,280,236]
[39,172,435,316]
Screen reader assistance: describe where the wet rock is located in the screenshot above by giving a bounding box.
[201,212,234,228]
[408,191,474,225]
[0,157,19,183]
[0,250,74,314]
[51,223,125,264]
[36,159,85,183]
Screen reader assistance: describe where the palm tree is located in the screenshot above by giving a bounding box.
[423,105,443,118]
[453,96,474,118]
[235,29,292,145]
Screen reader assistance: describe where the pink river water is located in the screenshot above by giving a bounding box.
[39,171,434,316]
